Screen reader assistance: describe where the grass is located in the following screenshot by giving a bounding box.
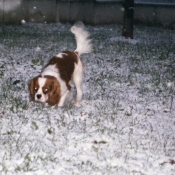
[0,23,175,175]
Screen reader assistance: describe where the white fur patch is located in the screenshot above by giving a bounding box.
[35,77,47,102]
[56,52,68,58]
[41,64,59,80]
[71,23,92,56]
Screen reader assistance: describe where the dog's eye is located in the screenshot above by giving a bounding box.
[43,88,48,94]
[34,87,38,92]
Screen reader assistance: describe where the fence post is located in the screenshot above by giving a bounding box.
[122,0,134,39]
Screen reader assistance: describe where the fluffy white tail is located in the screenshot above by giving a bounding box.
[71,22,92,56]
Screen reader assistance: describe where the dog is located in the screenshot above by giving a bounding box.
[29,23,92,107]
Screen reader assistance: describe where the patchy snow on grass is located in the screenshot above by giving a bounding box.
[0,23,175,175]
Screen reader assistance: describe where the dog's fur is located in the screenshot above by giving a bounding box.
[29,23,92,107]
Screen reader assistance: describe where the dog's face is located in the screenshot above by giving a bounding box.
[29,75,61,105]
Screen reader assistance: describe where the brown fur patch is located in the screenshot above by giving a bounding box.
[46,51,78,90]
[44,75,61,105]
[29,75,41,101]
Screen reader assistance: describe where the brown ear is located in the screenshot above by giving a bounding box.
[29,79,35,101]
[47,78,61,105]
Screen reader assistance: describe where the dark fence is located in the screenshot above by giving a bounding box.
[0,0,175,29]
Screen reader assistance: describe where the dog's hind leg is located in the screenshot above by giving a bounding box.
[72,60,84,104]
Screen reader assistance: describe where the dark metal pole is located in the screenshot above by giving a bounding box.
[122,0,134,39]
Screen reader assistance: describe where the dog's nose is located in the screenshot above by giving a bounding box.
[36,94,42,99]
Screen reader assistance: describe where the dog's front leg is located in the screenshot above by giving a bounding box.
[58,90,69,107]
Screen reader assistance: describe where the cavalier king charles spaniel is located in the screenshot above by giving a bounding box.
[29,23,92,107]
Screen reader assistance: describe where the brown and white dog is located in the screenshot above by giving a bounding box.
[29,23,92,107]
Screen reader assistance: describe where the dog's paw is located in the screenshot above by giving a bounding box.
[72,100,81,107]
[44,103,49,107]
[57,103,64,108]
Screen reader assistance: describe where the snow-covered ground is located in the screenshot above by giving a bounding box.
[0,23,175,175]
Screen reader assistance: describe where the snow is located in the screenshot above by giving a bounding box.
[21,20,26,24]
[0,23,175,175]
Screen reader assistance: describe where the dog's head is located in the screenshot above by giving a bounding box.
[29,75,61,105]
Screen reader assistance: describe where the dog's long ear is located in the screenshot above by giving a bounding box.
[47,77,61,105]
[29,76,41,100]
[29,79,35,101]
